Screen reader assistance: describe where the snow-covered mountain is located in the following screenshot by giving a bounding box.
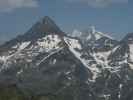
[71,26,118,51]
[0,16,132,100]
[108,32,133,70]
[71,26,112,42]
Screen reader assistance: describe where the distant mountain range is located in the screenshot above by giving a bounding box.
[0,16,133,100]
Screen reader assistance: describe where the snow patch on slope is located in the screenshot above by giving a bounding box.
[37,35,61,52]
[19,41,31,50]
[94,51,111,66]
[64,37,82,50]
[0,41,31,71]
[128,44,133,69]
[0,35,62,69]
[129,44,133,62]
[0,41,30,62]
[95,31,113,40]
[36,48,63,66]
[64,37,100,81]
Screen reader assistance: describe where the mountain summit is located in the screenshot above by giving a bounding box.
[26,16,63,35]
[71,26,118,51]
[0,16,64,51]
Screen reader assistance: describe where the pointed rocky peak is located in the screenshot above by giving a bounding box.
[87,26,113,40]
[26,16,63,36]
[0,16,64,51]
[14,16,65,41]
[70,27,118,51]
[89,26,96,34]
[71,26,114,42]
[70,29,82,38]
[40,16,55,25]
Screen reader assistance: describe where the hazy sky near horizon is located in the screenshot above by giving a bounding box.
[0,0,132,42]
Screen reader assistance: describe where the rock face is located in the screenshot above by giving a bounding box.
[0,16,133,100]
[70,26,118,51]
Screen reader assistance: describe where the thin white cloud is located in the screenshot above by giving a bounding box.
[67,0,128,8]
[0,0,38,12]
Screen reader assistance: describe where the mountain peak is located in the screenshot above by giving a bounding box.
[71,26,113,41]
[25,16,63,37]
[0,16,64,50]
[39,16,56,26]
[89,26,96,34]
[43,16,51,20]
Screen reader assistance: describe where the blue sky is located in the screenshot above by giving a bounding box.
[0,0,132,42]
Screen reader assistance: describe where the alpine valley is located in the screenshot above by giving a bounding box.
[0,16,133,100]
